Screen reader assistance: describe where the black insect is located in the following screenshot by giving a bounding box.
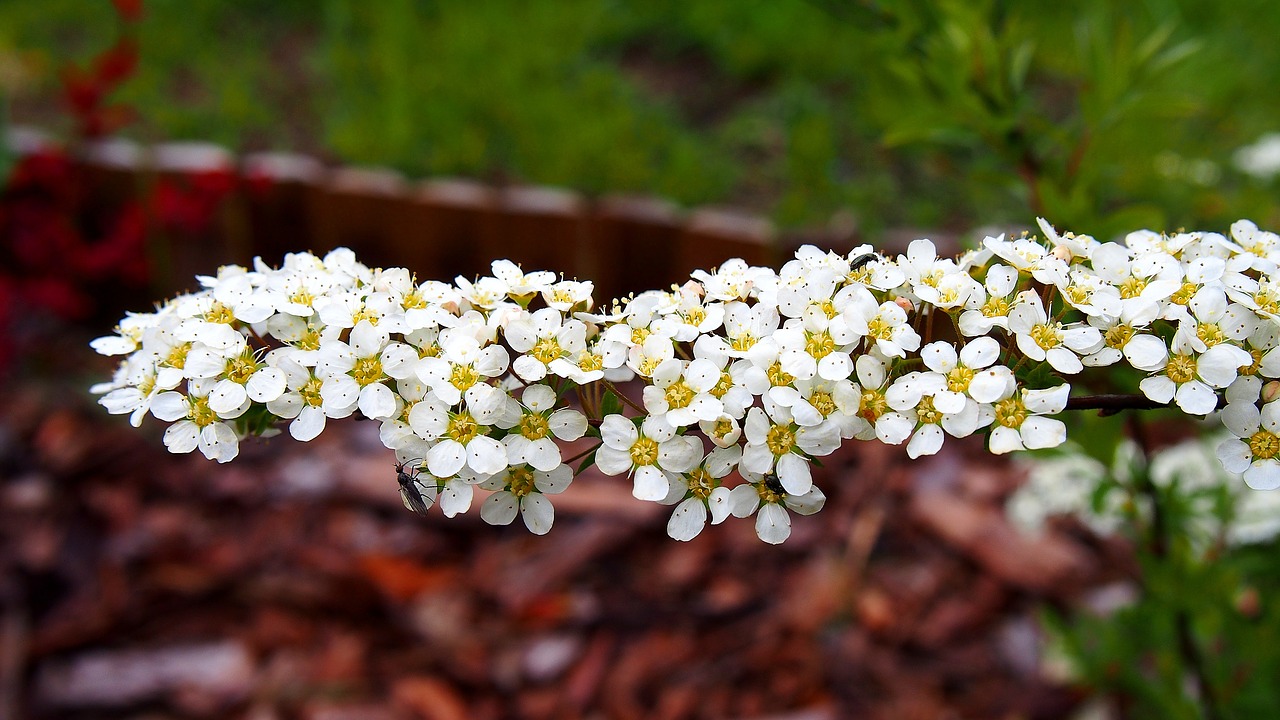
[849,252,878,270]
[395,458,432,515]
[763,473,787,496]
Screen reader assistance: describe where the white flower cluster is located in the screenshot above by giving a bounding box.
[92,218,1280,543]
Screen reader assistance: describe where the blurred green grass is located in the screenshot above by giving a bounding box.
[2,0,1279,236]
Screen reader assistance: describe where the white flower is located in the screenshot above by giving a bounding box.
[1007,296,1100,375]
[666,446,739,541]
[843,293,920,358]
[491,259,556,300]
[728,473,826,545]
[741,401,840,496]
[265,352,345,441]
[150,379,240,462]
[415,334,510,406]
[984,384,1070,454]
[408,403,508,478]
[506,304,591,381]
[1218,401,1280,489]
[959,264,1019,337]
[641,358,724,427]
[595,415,702,501]
[498,384,588,471]
[1139,336,1251,416]
[480,463,572,534]
[314,320,417,420]
[183,345,287,416]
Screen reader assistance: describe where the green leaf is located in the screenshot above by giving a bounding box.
[574,447,598,477]
[601,390,623,418]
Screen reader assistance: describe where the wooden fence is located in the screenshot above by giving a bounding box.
[7,128,958,304]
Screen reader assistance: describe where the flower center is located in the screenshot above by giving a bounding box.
[818,299,838,318]
[189,395,218,427]
[664,379,696,409]
[757,476,785,504]
[578,351,603,372]
[946,366,975,393]
[289,288,315,307]
[297,328,322,351]
[351,307,379,326]
[1065,285,1090,305]
[687,467,715,500]
[1118,276,1148,300]
[710,371,734,398]
[204,302,236,324]
[730,333,757,352]
[225,352,259,385]
[765,424,796,457]
[508,466,537,497]
[162,342,192,369]
[1029,323,1064,350]
[711,418,736,440]
[867,315,894,341]
[531,337,563,364]
[1241,348,1264,376]
[352,356,384,386]
[767,361,794,388]
[519,413,550,440]
[1196,322,1226,348]
[447,412,479,444]
[916,395,943,424]
[631,327,650,345]
[993,397,1028,429]
[300,376,324,407]
[1165,354,1197,384]
[1170,282,1197,306]
[809,390,837,417]
[859,389,888,423]
[805,331,836,359]
[1254,289,1280,316]
[682,307,706,327]
[1104,324,1134,349]
[629,436,659,467]
[450,363,479,391]
[401,289,428,310]
[1250,430,1280,460]
[981,296,1010,318]
[637,357,663,377]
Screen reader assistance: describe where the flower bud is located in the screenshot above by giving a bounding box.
[1052,245,1074,262]
[894,297,914,314]
[1264,380,1280,404]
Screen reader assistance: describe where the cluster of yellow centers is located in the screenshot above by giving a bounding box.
[809,390,837,418]
[162,342,192,370]
[300,376,325,407]
[352,355,384,386]
[1196,322,1227,348]
[629,436,660,467]
[507,466,538,497]
[664,379,696,409]
[1250,429,1280,461]
[992,396,1028,430]
[1118,276,1149,300]
[450,363,480,392]
[915,396,944,425]
[1028,322,1064,351]
[203,302,236,325]
[1103,323,1134,350]
[981,295,1011,319]
[858,388,888,423]
[686,467,716,500]
[518,412,551,440]
[765,423,796,457]
[766,361,794,388]
[1164,354,1198,384]
[530,337,564,364]
[946,366,975,394]
[804,330,836,359]
[188,394,219,428]
[224,350,260,385]
[446,411,479,444]
[576,350,604,373]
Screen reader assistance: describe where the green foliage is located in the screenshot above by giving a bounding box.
[1043,439,1280,717]
[2,0,1280,232]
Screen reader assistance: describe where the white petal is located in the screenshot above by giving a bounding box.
[439,480,474,517]
[1244,461,1280,491]
[163,421,200,454]
[667,498,708,541]
[632,465,671,502]
[290,406,327,441]
[467,436,508,475]
[427,439,467,478]
[521,494,555,535]
[775,453,812,495]
[755,503,791,544]
[480,491,519,526]
[358,383,397,420]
